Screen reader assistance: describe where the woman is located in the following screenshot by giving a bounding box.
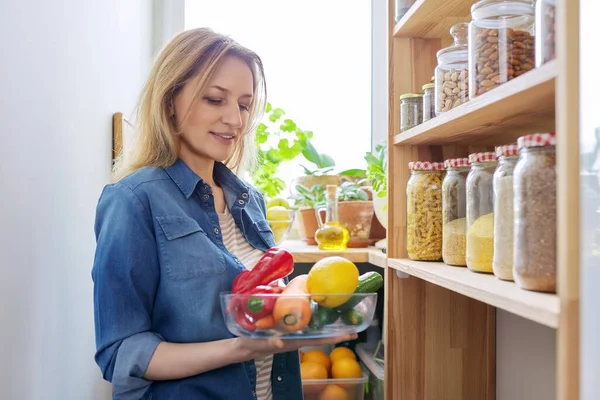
[92,28,355,400]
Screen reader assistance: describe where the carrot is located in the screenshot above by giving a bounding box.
[272,274,312,332]
[254,315,276,330]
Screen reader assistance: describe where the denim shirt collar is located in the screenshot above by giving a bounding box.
[164,159,251,206]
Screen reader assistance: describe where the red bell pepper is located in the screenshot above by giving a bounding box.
[243,285,283,319]
[234,307,256,332]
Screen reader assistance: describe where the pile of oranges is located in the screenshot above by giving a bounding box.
[299,347,363,400]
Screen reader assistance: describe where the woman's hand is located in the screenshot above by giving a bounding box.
[234,333,359,360]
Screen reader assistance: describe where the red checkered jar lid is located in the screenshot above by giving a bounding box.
[518,132,556,149]
[496,144,519,158]
[408,161,445,171]
[468,152,497,164]
[444,158,470,168]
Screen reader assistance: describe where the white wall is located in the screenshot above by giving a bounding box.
[0,1,153,398]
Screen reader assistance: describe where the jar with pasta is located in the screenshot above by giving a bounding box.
[492,144,519,281]
[406,161,444,261]
[468,0,536,98]
[435,22,469,115]
[466,152,498,273]
[513,133,556,292]
[442,158,470,266]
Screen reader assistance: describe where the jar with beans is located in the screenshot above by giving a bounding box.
[406,161,444,261]
[535,0,556,67]
[466,152,498,273]
[513,133,557,293]
[400,93,423,132]
[442,158,470,266]
[468,0,536,98]
[492,144,519,281]
[435,22,469,115]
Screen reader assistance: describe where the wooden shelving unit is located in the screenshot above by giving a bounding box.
[384,0,580,399]
[281,240,386,268]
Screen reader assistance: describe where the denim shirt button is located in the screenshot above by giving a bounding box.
[203,194,210,200]
[213,228,219,235]
[241,193,248,199]
[238,199,245,205]
[276,375,283,382]
[203,185,210,192]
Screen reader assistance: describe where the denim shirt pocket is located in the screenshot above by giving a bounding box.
[253,218,276,248]
[156,215,226,281]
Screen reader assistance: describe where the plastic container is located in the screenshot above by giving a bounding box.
[302,372,368,400]
[422,83,435,122]
[466,152,498,273]
[267,209,295,245]
[356,343,384,400]
[406,161,444,261]
[513,133,557,293]
[400,93,423,132]
[435,22,470,115]
[492,144,519,281]
[220,292,378,339]
[535,0,556,66]
[442,157,470,266]
[468,0,536,98]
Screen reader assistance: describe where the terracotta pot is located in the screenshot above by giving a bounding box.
[338,201,374,248]
[297,208,323,245]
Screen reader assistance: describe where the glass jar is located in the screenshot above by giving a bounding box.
[406,161,444,261]
[435,22,469,115]
[466,152,498,273]
[422,83,435,122]
[400,93,423,132]
[468,0,536,98]
[442,158,470,266]
[492,144,519,281]
[395,0,416,22]
[514,133,557,292]
[535,0,556,67]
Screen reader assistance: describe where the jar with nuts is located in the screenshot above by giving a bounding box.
[442,158,470,267]
[468,0,536,99]
[535,0,556,67]
[513,133,557,293]
[435,22,469,115]
[406,161,444,261]
[466,152,498,273]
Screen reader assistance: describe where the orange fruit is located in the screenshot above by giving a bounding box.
[303,350,331,371]
[299,351,305,362]
[331,358,362,379]
[301,362,328,394]
[318,384,349,400]
[329,347,356,364]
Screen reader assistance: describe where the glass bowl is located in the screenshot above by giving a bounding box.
[220,292,378,339]
[266,208,295,245]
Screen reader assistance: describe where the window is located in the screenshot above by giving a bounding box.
[185,0,378,195]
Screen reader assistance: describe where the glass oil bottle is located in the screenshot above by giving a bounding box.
[315,185,350,250]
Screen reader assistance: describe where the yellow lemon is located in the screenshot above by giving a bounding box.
[307,257,359,307]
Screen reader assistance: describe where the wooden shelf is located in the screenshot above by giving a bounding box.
[388,258,560,328]
[393,0,472,39]
[393,59,557,146]
[281,240,386,268]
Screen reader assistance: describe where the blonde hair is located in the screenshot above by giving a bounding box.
[112,27,267,182]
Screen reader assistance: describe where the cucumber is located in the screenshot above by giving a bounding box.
[309,303,340,330]
[341,309,363,326]
[334,271,383,312]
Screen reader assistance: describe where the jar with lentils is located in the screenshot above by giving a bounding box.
[422,83,435,122]
[492,144,519,281]
[442,157,470,266]
[513,133,557,293]
[400,93,423,132]
[466,152,498,273]
[406,161,444,261]
[468,0,536,98]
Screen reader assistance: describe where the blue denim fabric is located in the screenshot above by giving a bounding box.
[92,159,302,400]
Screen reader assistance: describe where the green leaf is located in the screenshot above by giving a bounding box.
[339,168,367,177]
[280,119,297,132]
[266,149,282,163]
[302,141,321,166]
[357,190,369,201]
[318,154,336,168]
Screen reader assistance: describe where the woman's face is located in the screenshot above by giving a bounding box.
[174,55,254,164]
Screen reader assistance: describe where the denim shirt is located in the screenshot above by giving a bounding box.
[92,159,302,400]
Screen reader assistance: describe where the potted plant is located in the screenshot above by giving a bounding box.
[336,180,375,248]
[290,184,326,245]
[365,144,388,248]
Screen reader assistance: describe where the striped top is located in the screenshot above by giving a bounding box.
[218,208,273,400]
